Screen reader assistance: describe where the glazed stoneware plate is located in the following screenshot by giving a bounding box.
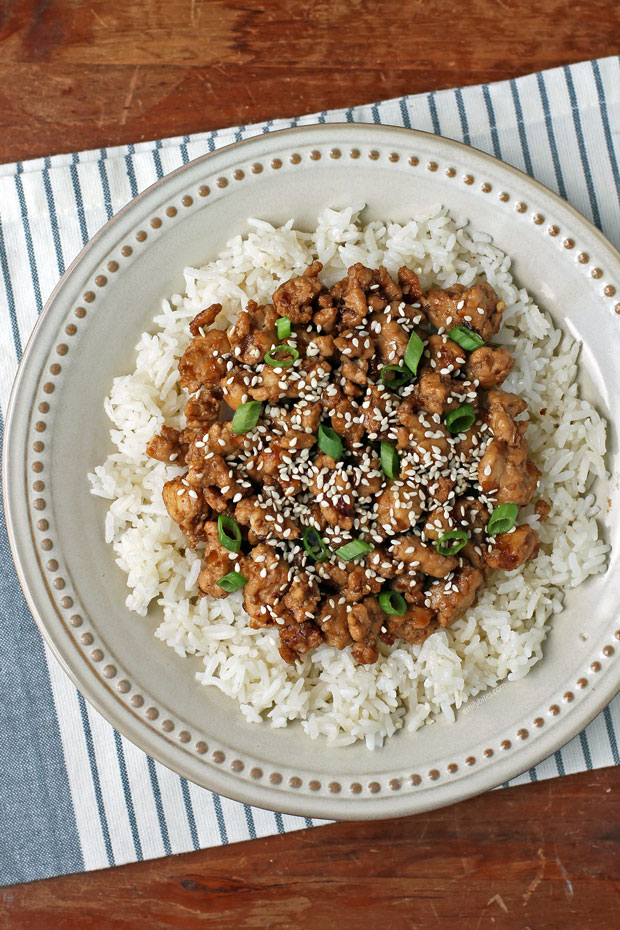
[4,125,620,819]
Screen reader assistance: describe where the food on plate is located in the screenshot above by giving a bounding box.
[146,262,542,667]
[89,207,608,747]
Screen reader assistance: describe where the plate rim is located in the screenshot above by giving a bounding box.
[3,122,620,820]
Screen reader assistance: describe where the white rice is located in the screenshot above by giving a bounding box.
[88,205,609,749]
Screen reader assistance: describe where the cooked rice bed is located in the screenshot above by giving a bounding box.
[89,206,609,749]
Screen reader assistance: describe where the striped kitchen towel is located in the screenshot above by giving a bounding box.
[1,55,619,887]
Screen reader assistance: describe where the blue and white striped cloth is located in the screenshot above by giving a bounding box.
[1,55,619,887]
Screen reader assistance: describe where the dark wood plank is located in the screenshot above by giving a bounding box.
[0,0,618,162]
[3,767,620,928]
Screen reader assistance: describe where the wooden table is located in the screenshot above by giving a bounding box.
[2,1,620,926]
[3,768,620,928]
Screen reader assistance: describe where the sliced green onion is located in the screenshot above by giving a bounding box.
[264,345,299,368]
[380,365,411,390]
[380,441,400,480]
[302,527,328,563]
[404,331,425,377]
[231,400,262,434]
[436,529,469,556]
[444,403,476,434]
[379,590,407,616]
[217,514,242,552]
[486,503,518,536]
[276,317,291,340]
[317,423,343,461]
[216,571,247,593]
[447,325,485,352]
[334,539,374,561]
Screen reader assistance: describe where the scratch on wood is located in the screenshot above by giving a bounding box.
[487,893,509,914]
[194,70,219,100]
[121,66,140,126]
[554,851,574,898]
[90,8,108,27]
[522,847,546,905]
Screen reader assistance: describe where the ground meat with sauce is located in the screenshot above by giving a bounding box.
[428,565,485,627]
[485,524,539,570]
[146,425,187,464]
[420,282,505,341]
[465,346,514,389]
[148,260,540,665]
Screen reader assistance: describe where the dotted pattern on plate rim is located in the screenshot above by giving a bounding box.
[28,142,620,798]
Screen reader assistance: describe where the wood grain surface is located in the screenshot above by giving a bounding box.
[2,1,620,926]
[0,0,619,163]
[2,768,620,929]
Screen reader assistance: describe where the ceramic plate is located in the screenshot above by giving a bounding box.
[4,125,620,819]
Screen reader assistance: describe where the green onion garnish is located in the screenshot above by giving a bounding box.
[217,514,242,552]
[380,441,400,479]
[380,365,411,390]
[264,345,299,368]
[302,526,328,562]
[444,403,476,434]
[317,423,343,461]
[486,503,518,536]
[436,529,469,556]
[447,325,484,352]
[378,590,407,616]
[216,571,247,593]
[335,539,374,561]
[276,317,291,340]
[404,331,425,377]
[231,400,262,434]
